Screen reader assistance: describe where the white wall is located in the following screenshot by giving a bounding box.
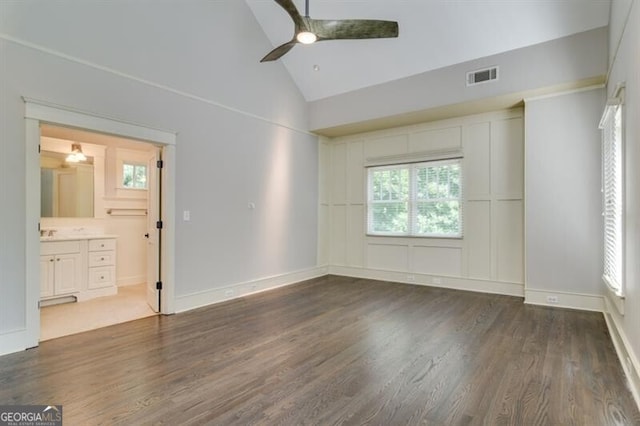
[524,88,605,308]
[324,109,524,296]
[0,1,319,353]
[605,0,640,406]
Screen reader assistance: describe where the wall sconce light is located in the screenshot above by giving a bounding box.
[66,143,87,163]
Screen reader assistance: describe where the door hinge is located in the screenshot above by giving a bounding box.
[156,281,163,290]
[38,144,41,153]
[157,160,164,169]
[156,220,163,229]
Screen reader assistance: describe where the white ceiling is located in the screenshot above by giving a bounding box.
[246,0,610,101]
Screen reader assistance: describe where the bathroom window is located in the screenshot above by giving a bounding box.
[122,163,147,189]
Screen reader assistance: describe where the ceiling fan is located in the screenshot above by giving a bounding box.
[260,0,399,62]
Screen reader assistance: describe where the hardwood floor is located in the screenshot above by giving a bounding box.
[1,275,638,425]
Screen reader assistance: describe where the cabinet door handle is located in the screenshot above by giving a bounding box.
[100,276,105,280]
[49,258,54,262]
[100,257,105,261]
[56,258,60,262]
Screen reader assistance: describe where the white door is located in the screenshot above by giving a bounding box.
[146,147,161,312]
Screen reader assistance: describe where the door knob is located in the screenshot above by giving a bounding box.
[144,233,150,238]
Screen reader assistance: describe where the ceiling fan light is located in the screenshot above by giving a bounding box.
[296,31,317,44]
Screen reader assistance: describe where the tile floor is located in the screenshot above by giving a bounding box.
[40,283,157,341]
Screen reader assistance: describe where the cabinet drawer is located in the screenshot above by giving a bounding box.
[89,239,116,252]
[41,241,81,255]
[88,251,115,267]
[88,266,115,289]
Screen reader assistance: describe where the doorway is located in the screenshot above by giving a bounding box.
[24,100,176,348]
[39,124,162,340]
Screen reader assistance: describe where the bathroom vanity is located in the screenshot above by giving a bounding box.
[40,235,117,303]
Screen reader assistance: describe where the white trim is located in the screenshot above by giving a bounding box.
[605,286,625,315]
[523,84,605,103]
[0,329,33,357]
[329,265,524,297]
[175,267,329,313]
[117,275,147,287]
[1,33,312,136]
[364,148,463,167]
[524,289,604,312]
[603,299,640,411]
[24,98,176,145]
[22,100,177,354]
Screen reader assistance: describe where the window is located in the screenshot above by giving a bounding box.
[367,159,462,237]
[122,163,147,189]
[600,94,624,297]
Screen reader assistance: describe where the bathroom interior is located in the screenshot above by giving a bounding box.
[39,123,159,341]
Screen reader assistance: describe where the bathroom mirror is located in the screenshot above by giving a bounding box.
[41,151,95,218]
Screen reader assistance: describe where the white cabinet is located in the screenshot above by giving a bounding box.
[40,236,117,302]
[40,241,82,298]
[88,238,116,290]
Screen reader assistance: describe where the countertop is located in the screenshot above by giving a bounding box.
[40,234,118,242]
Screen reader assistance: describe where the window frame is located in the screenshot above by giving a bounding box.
[122,162,148,190]
[599,86,625,298]
[366,158,463,238]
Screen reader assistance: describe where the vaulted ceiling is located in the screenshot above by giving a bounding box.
[246,0,610,101]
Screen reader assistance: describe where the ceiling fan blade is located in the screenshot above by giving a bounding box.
[260,40,298,62]
[309,19,399,40]
[274,0,305,30]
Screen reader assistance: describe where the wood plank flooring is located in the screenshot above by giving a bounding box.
[1,275,638,425]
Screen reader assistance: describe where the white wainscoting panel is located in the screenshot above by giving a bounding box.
[326,108,524,294]
[465,200,492,279]
[464,122,491,197]
[367,243,409,272]
[347,141,365,204]
[496,200,524,283]
[412,246,462,276]
[330,205,347,265]
[364,134,409,159]
[347,205,366,267]
[492,117,524,198]
[410,126,462,153]
[331,143,347,204]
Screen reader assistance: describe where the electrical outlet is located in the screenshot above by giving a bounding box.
[546,295,559,304]
[225,289,234,297]
[407,275,415,282]
[433,277,442,285]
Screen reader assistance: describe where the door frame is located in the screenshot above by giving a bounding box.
[24,98,177,347]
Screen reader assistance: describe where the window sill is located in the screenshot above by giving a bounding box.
[366,234,463,240]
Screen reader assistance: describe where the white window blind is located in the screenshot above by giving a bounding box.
[367,159,462,238]
[599,97,624,296]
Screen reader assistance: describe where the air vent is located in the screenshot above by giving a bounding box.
[466,66,499,86]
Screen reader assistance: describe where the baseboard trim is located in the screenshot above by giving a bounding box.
[117,275,146,287]
[603,297,640,411]
[175,266,329,313]
[524,289,604,312]
[329,265,524,297]
[0,328,32,357]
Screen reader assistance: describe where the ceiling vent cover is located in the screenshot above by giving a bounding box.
[467,66,499,86]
